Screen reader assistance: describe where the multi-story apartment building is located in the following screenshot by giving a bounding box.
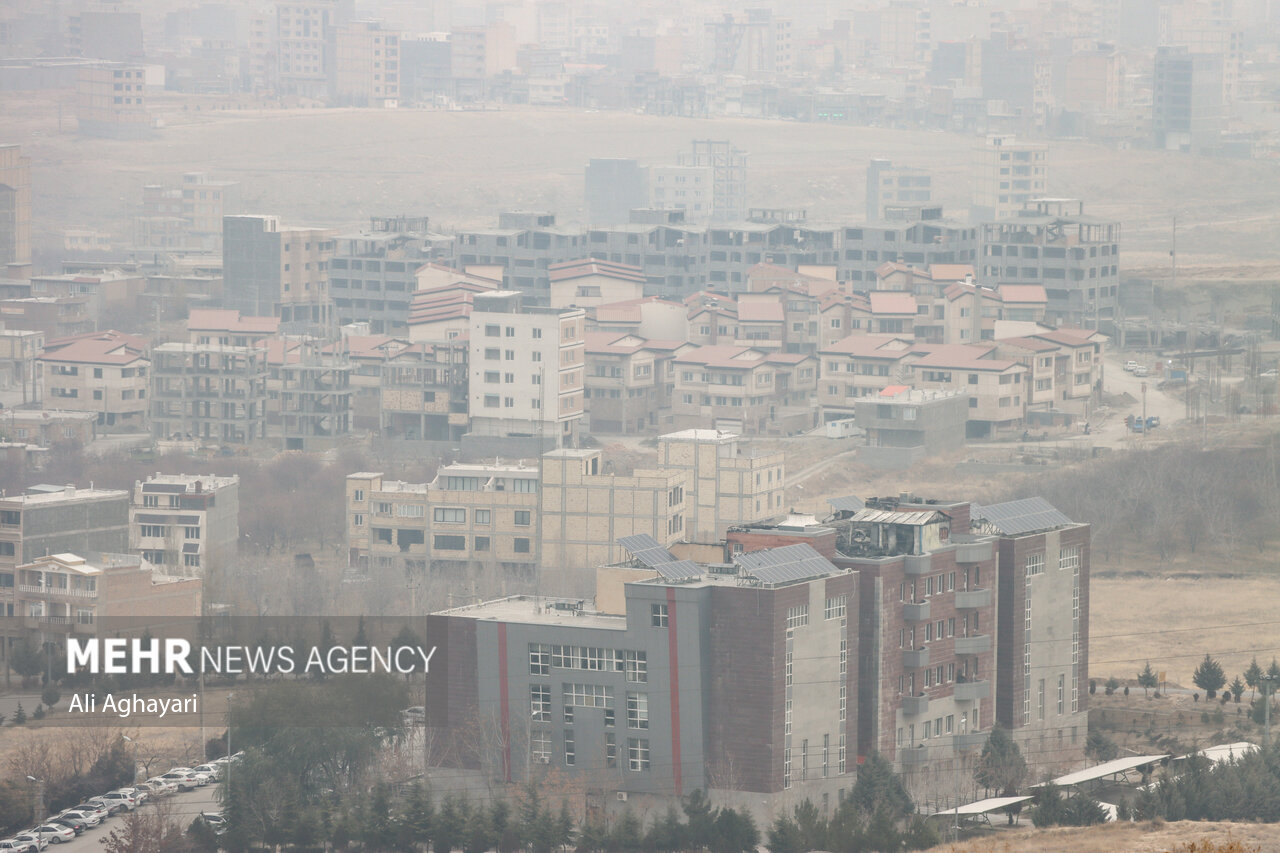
[426,540,854,807]
[467,291,584,448]
[139,173,240,252]
[677,140,747,222]
[649,165,714,220]
[704,9,793,79]
[1153,45,1224,153]
[277,0,340,97]
[0,144,31,273]
[377,340,469,441]
[129,473,239,576]
[670,345,817,435]
[188,308,279,347]
[347,463,543,579]
[75,63,151,138]
[907,345,1028,436]
[1,552,201,676]
[539,449,687,570]
[995,337,1060,414]
[971,135,1048,223]
[455,212,587,303]
[0,485,129,576]
[38,331,149,427]
[270,347,353,450]
[222,215,337,333]
[28,270,144,327]
[866,159,932,221]
[655,429,783,543]
[548,260,646,309]
[817,335,916,421]
[838,213,980,286]
[705,221,840,293]
[586,213,709,300]
[333,20,400,106]
[3,410,96,447]
[0,297,93,341]
[979,199,1120,329]
[149,343,268,445]
[584,159,649,227]
[972,498,1090,768]
[583,332,668,434]
[331,216,449,335]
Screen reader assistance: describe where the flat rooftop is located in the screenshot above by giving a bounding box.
[437,595,626,630]
[2,486,127,504]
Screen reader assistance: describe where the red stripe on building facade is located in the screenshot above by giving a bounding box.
[666,587,682,796]
[497,622,511,783]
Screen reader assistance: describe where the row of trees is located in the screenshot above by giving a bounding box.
[1,732,136,836]
[1133,741,1280,822]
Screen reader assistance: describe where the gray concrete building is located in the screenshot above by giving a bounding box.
[455,212,587,305]
[585,159,649,227]
[866,159,932,221]
[838,210,980,286]
[1153,46,1224,154]
[0,485,129,576]
[330,216,454,336]
[854,388,969,469]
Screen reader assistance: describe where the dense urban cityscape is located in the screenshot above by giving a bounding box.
[1,0,1280,851]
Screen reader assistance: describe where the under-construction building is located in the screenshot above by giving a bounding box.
[679,140,748,222]
[275,348,354,451]
[149,342,268,445]
[378,341,469,441]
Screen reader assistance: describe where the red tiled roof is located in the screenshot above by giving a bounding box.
[929,264,975,282]
[187,308,279,335]
[910,344,1015,371]
[999,336,1060,353]
[1033,328,1102,346]
[40,331,148,365]
[548,258,646,284]
[998,284,1048,304]
[674,345,770,368]
[879,384,910,397]
[736,301,785,323]
[585,331,647,355]
[868,291,917,315]
[820,334,915,358]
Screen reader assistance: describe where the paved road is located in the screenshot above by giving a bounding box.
[35,785,221,853]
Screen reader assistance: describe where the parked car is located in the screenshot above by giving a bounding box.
[1124,360,1140,372]
[55,812,100,829]
[96,792,137,811]
[191,813,227,836]
[11,833,46,852]
[0,839,37,853]
[145,778,178,796]
[1133,365,1149,377]
[30,825,74,845]
[69,802,110,820]
[1260,369,1278,379]
[401,706,426,725]
[192,764,221,779]
[157,771,201,792]
[131,783,161,799]
[43,819,83,837]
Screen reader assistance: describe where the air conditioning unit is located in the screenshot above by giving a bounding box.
[616,791,628,802]
[538,756,550,764]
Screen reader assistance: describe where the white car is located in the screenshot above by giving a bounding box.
[1260,369,1278,379]
[55,812,100,829]
[0,839,37,853]
[1123,360,1139,371]
[157,771,201,792]
[1133,365,1149,377]
[11,834,45,852]
[31,825,74,845]
[98,792,138,811]
[192,764,222,780]
[145,778,178,796]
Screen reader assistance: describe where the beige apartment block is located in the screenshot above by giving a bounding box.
[971,136,1048,223]
[548,259,646,309]
[0,144,31,272]
[277,1,337,97]
[908,345,1027,436]
[583,332,667,434]
[76,64,151,139]
[539,448,686,569]
[996,337,1059,412]
[130,473,239,576]
[149,343,268,445]
[39,331,149,427]
[468,292,584,447]
[334,20,400,107]
[671,345,817,435]
[655,429,784,543]
[817,334,915,421]
[347,466,542,578]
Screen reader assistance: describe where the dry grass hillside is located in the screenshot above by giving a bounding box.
[926,820,1280,853]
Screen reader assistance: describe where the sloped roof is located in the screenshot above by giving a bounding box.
[820,334,914,358]
[674,345,769,368]
[40,330,148,365]
[868,291,917,315]
[548,258,646,284]
[998,284,1048,304]
[187,308,279,334]
[737,301,785,323]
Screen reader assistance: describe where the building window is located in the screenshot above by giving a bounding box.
[651,603,668,627]
[184,554,200,568]
[825,594,847,620]
[353,513,364,527]
[627,738,650,771]
[529,643,550,676]
[433,535,465,551]
[140,525,166,538]
[531,685,551,722]
[433,507,466,524]
[625,651,647,683]
[627,693,648,730]
[514,510,531,526]
[786,605,808,630]
[532,731,551,764]
[1058,674,1065,715]
[1026,553,1045,576]
[564,730,575,766]
[474,536,490,551]
[76,608,94,625]
[605,733,617,768]
[474,509,491,524]
[513,537,530,553]
[184,526,200,539]
[1059,546,1080,573]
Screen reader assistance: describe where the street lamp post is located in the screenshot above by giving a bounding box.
[24,776,43,824]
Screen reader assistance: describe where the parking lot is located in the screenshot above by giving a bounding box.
[34,784,220,853]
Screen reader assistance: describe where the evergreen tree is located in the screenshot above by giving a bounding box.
[1085,729,1119,762]
[975,725,1027,796]
[1193,654,1227,698]
[1231,676,1247,703]
[644,805,684,853]
[681,789,715,849]
[1245,657,1263,699]
[792,798,827,851]
[609,810,643,853]
[850,752,913,818]
[1137,661,1158,697]
[766,814,802,853]
[709,808,758,853]
[433,795,466,853]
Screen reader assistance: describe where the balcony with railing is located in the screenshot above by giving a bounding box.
[899,744,930,765]
[903,648,930,669]
[902,694,930,716]
[903,600,931,621]
[954,680,990,702]
[955,587,991,609]
[955,634,991,655]
[18,584,97,599]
